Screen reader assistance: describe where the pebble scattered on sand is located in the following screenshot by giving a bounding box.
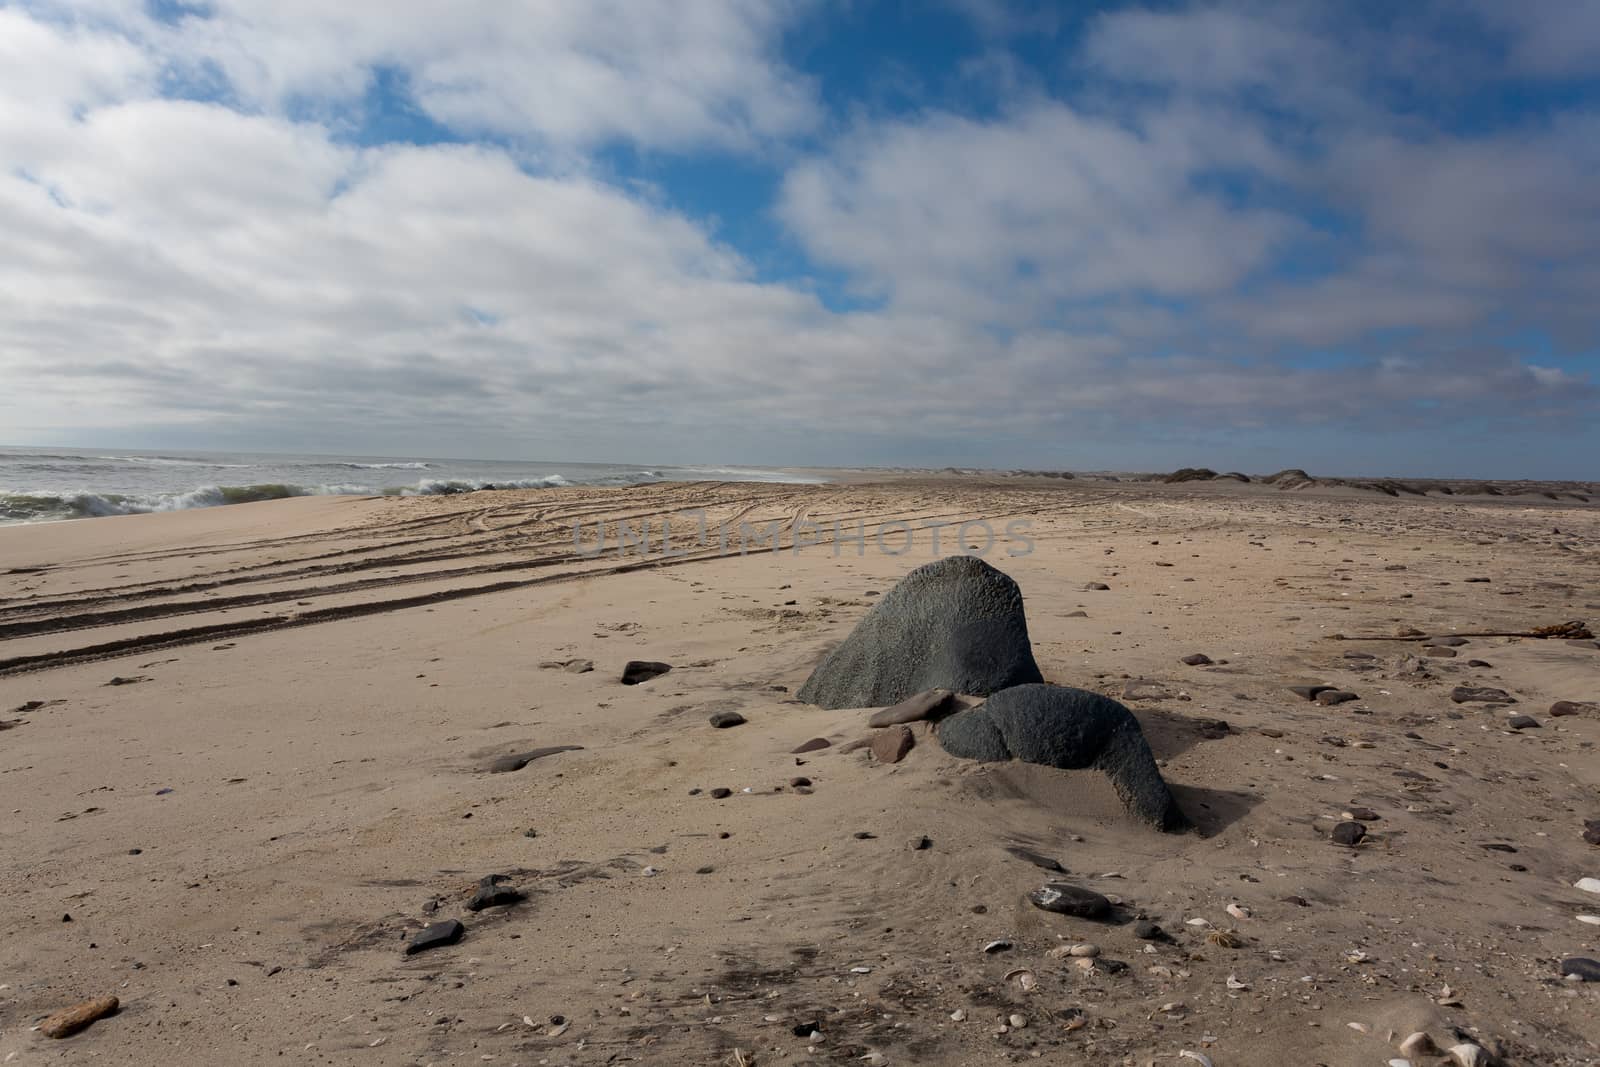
[39,996,119,1038]
[1331,821,1367,847]
[405,919,464,955]
[620,660,672,685]
[870,724,914,764]
[1560,957,1600,981]
[708,710,747,728]
[1029,883,1111,919]
[868,688,954,727]
[1451,685,1515,704]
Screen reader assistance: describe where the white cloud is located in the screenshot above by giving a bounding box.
[0,3,1595,472]
[19,0,819,152]
[780,102,1297,319]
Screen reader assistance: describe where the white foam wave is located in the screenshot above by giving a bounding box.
[335,461,433,470]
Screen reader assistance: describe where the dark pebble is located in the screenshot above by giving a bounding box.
[467,875,526,911]
[695,866,714,875]
[1560,957,1600,982]
[853,831,876,840]
[1466,659,1492,667]
[1507,714,1540,730]
[791,737,831,753]
[406,920,464,955]
[1550,701,1597,717]
[708,711,747,729]
[1085,582,1110,591]
[1005,846,1065,873]
[1180,653,1213,666]
[789,777,812,788]
[487,745,584,774]
[1028,883,1111,919]
[1315,690,1359,706]
[1282,895,1310,907]
[1331,821,1367,847]
[1451,686,1515,704]
[1132,920,1169,941]
[909,836,932,851]
[620,661,672,685]
[1480,843,1517,853]
[1345,806,1379,821]
[709,787,732,799]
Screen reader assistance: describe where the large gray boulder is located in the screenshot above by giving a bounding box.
[938,684,1188,832]
[796,556,1043,709]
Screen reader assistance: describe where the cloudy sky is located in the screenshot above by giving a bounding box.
[2,1,1598,478]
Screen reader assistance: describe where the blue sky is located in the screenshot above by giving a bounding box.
[1,0,1598,478]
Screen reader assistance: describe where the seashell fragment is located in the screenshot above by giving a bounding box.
[1399,1032,1439,1058]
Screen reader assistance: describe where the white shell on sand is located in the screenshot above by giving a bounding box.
[1448,1043,1489,1067]
[1399,1032,1439,1058]
[1575,877,1600,895]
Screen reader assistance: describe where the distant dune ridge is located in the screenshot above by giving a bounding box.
[993,465,1598,502]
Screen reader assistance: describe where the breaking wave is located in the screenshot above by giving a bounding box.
[0,476,576,524]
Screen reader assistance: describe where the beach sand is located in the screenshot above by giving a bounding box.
[2,477,1598,1065]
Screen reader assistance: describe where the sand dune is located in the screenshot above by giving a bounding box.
[2,477,1598,1064]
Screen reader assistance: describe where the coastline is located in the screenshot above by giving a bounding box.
[2,480,1598,1064]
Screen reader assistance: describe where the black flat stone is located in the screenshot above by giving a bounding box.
[486,745,583,774]
[1005,846,1065,872]
[406,919,464,955]
[621,661,672,685]
[1028,882,1110,919]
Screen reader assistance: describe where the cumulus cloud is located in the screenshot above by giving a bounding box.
[0,2,1595,474]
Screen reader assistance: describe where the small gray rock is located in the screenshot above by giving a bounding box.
[1331,821,1367,847]
[709,711,747,729]
[1179,653,1213,666]
[1560,957,1600,982]
[621,661,672,685]
[1507,714,1540,730]
[1028,882,1110,919]
[406,920,464,955]
[486,745,583,774]
[868,688,955,727]
[1451,686,1515,704]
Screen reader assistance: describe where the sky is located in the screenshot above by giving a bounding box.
[1,0,1598,479]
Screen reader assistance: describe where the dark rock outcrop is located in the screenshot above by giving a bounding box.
[796,556,1043,709]
[936,684,1187,832]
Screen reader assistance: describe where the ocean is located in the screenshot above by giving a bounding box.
[0,447,824,525]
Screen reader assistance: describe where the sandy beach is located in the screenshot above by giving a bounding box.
[2,476,1598,1065]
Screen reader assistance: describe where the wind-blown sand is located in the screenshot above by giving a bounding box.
[2,477,1598,1065]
